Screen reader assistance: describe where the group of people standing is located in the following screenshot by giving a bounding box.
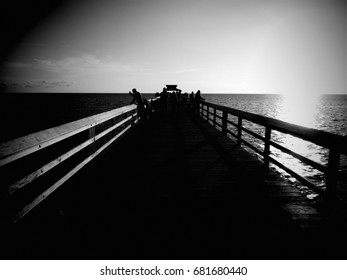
[129,88,204,121]
[157,88,204,111]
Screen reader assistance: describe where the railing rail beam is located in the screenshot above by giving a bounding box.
[0,105,138,167]
[0,97,160,223]
[197,100,347,202]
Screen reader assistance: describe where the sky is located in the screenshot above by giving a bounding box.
[1,0,346,94]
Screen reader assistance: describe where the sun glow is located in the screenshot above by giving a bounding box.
[276,94,321,128]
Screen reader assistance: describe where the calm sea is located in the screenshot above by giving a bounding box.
[1,93,346,195]
[0,93,148,142]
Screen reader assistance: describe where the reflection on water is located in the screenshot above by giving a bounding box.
[277,94,321,128]
[271,95,328,193]
[205,94,347,198]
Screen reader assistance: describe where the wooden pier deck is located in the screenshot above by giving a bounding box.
[3,107,347,260]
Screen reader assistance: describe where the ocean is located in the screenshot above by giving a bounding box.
[0,93,145,142]
[1,93,346,194]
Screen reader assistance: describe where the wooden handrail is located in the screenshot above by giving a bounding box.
[13,120,136,223]
[6,114,135,198]
[200,101,347,154]
[199,100,347,201]
[0,97,161,222]
[0,104,137,167]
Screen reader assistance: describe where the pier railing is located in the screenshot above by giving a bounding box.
[0,97,160,223]
[198,100,347,202]
[1,95,345,223]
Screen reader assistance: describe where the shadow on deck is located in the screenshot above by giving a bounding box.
[4,108,347,260]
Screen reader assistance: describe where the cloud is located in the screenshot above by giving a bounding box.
[1,53,147,92]
[4,62,32,68]
[32,54,145,75]
[1,80,74,89]
[3,53,148,78]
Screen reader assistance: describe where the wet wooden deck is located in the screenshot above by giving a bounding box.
[4,108,347,259]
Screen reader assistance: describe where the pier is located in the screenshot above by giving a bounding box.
[1,91,347,259]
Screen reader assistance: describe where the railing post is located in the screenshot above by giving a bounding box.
[263,126,271,168]
[206,105,210,121]
[237,117,243,145]
[325,149,340,204]
[113,116,117,136]
[222,111,228,134]
[89,126,96,156]
[213,108,216,127]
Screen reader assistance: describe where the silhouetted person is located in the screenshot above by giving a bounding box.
[129,88,147,121]
[176,89,182,108]
[182,92,188,108]
[194,90,204,113]
[144,98,153,118]
[170,91,178,114]
[160,87,168,114]
[189,91,194,108]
